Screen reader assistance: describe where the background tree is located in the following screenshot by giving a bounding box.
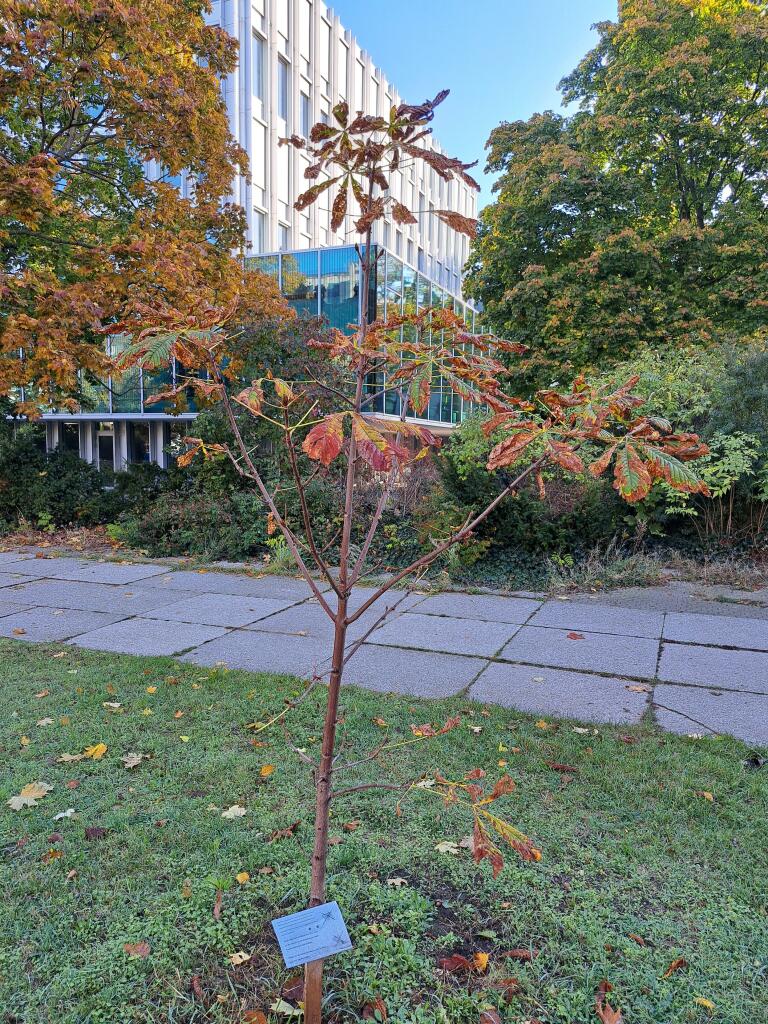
[0,0,284,414]
[119,91,708,1022]
[466,0,768,392]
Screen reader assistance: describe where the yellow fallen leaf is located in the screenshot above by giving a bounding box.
[229,950,252,966]
[179,735,190,742]
[695,790,714,802]
[498,743,508,752]
[7,780,53,810]
[473,951,490,972]
[498,760,508,768]
[694,997,715,1012]
[20,735,30,747]
[260,765,275,778]
[181,879,192,898]
[59,716,70,726]
[146,686,157,694]
[83,743,107,760]
[141,708,152,716]
[236,871,250,884]
[35,690,50,698]
[535,720,550,730]
[174,711,184,719]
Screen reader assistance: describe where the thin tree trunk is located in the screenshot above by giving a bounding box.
[303,597,348,1024]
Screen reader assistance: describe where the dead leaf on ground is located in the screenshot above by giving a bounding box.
[566,632,584,640]
[221,805,247,819]
[83,743,107,760]
[501,948,536,962]
[7,781,53,810]
[41,848,62,864]
[121,752,147,769]
[242,1012,268,1024]
[84,826,107,840]
[662,956,688,978]
[229,950,252,966]
[438,953,473,973]
[595,980,622,1024]
[479,1011,502,1024]
[124,940,151,959]
[626,684,651,693]
[281,975,304,1003]
[434,840,460,856]
[362,995,388,1020]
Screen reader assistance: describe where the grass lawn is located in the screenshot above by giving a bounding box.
[1,639,766,1024]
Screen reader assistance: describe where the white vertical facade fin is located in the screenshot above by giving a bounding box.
[210,0,470,296]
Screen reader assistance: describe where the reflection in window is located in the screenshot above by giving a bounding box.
[300,92,311,138]
[252,33,265,102]
[60,423,80,454]
[320,247,359,330]
[278,59,289,120]
[281,251,318,316]
[128,422,151,463]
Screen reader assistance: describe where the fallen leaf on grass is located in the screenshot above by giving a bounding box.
[124,940,151,959]
[19,735,30,747]
[627,933,647,946]
[362,995,388,1020]
[694,997,715,1012]
[270,998,302,1016]
[438,953,473,973]
[53,808,75,820]
[534,720,551,730]
[281,975,304,1003]
[65,779,79,789]
[662,957,688,978]
[84,827,107,840]
[259,764,275,778]
[36,717,54,727]
[343,819,360,832]
[121,752,148,769]
[7,781,53,810]
[501,948,536,962]
[83,743,107,760]
[479,1011,502,1024]
[221,805,247,819]
[242,1012,268,1024]
[372,717,388,728]
[146,686,157,694]
[595,980,622,1024]
[229,950,251,966]
[57,752,84,763]
[41,848,62,864]
[35,689,50,698]
[434,840,460,856]
[545,761,577,773]
[179,735,190,742]
[386,877,407,887]
[268,821,299,841]
[473,952,490,973]
[236,871,250,884]
[694,791,714,802]
[486,977,521,1002]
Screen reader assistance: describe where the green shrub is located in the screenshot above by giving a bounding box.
[113,491,270,561]
[0,427,121,527]
[432,414,621,558]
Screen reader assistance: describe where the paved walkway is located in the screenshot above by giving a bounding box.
[0,551,766,745]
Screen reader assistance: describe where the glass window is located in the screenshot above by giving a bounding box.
[60,423,79,454]
[253,210,266,253]
[402,264,417,318]
[246,253,279,278]
[96,423,114,470]
[385,254,403,317]
[300,92,311,138]
[281,250,319,317]
[128,422,150,464]
[320,246,359,331]
[252,33,265,102]
[278,224,291,251]
[277,59,289,121]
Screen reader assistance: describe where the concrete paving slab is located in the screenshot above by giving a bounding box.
[371,612,519,656]
[3,579,196,615]
[0,551,36,564]
[499,626,660,679]
[469,662,647,724]
[144,593,295,627]
[657,643,768,694]
[0,572,46,588]
[663,611,768,651]
[413,591,540,623]
[0,607,125,642]
[9,556,96,578]
[68,617,228,656]
[654,683,768,746]
[0,599,32,617]
[141,569,327,600]
[344,644,484,697]
[57,562,171,585]
[247,589,421,637]
[181,629,329,676]
[529,601,663,639]
[566,582,768,619]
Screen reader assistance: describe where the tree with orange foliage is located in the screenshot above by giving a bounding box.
[116,90,710,1022]
[0,0,290,415]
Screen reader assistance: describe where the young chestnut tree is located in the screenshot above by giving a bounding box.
[117,92,709,1023]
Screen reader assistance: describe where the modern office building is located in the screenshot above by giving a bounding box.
[41,1,483,467]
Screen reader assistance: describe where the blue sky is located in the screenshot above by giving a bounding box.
[328,0,617,208]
